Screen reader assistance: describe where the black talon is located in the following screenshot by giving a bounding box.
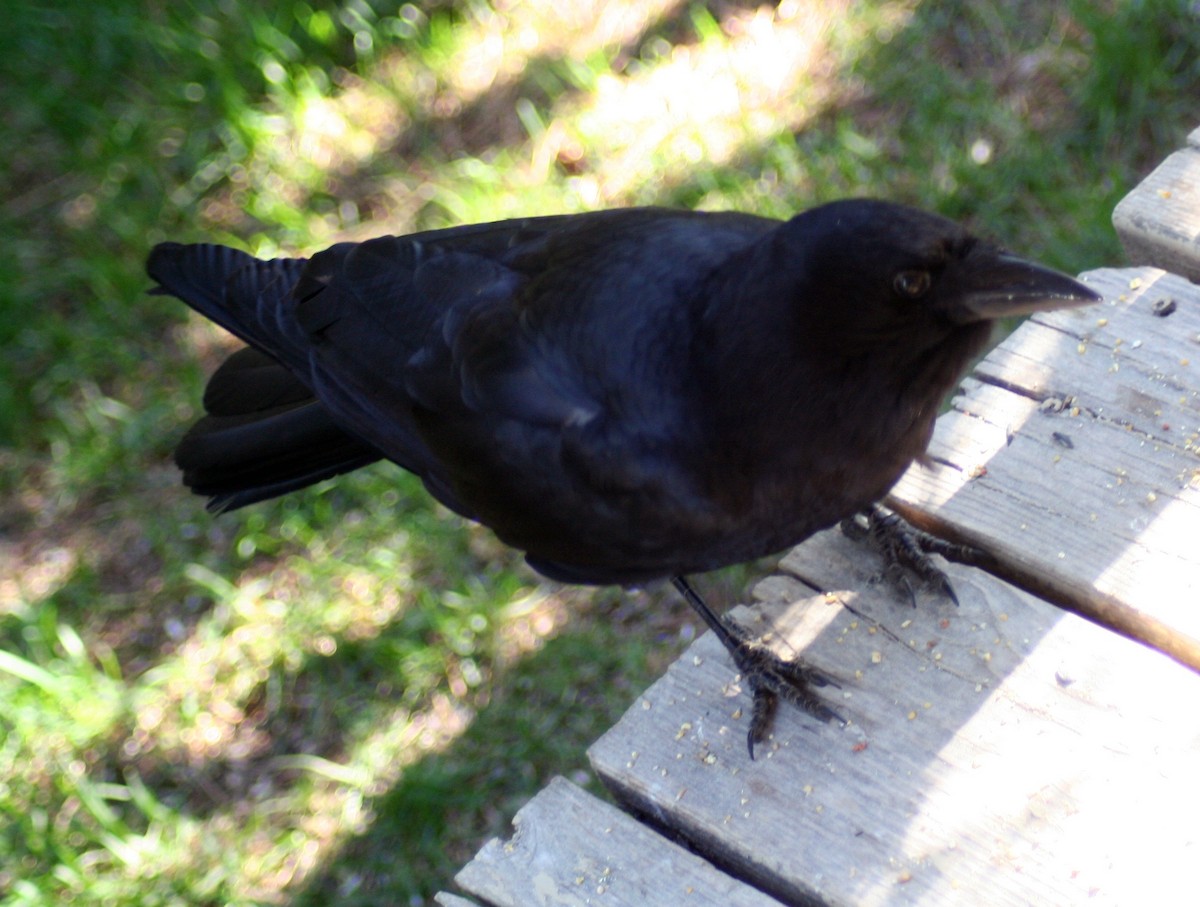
[935,574,960,607]
[747,688,778,759]
[883,563,919,608]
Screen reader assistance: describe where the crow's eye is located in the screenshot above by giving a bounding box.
[893,269,932,299]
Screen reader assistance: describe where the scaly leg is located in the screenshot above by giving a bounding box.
[671,576,844,759]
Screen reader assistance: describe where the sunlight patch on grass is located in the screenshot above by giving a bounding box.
[426,0,682,101]
[491,587,572,666]
[0,543,78,615]
[563,1,851,202]
[294,86,404,174]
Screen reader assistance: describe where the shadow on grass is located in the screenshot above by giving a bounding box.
[287,620,672,906]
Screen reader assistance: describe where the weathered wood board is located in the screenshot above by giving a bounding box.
[452,775,787,906]
[435,894,482,907]
[1113,126,1200,281]
[589,528,1200,906]
[887,265,1200,667]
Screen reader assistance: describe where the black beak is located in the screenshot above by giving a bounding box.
[954,251,1102,324]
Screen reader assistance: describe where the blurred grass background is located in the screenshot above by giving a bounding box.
[1,0,1198,904]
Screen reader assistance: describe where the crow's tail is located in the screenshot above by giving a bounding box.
[148,244,382,510]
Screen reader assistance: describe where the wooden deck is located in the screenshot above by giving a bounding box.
[440,140,1200,906]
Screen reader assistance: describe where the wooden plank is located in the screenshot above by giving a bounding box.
[589,528,1200,907]
[1112,126,1200,281]
[453,776,787,907]
[435,894,482,907]
[887,265,1200,668]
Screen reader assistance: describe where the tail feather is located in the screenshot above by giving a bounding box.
[202,347,313,415]
[150,242,383,510]
[176,400,381,512]
[147,242,309,366]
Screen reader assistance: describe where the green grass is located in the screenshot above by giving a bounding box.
[2,0,1198,903]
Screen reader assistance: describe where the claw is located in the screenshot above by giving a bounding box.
[747,687,778,759]
[935,573,960,607]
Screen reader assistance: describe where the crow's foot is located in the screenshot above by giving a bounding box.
[721,615,845,758]
[672,576,844,758]
[841,505,989,607]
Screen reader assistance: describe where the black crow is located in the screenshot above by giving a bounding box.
[148,200,1099,752]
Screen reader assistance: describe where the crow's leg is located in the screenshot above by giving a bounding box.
[671,576,843,759]
[840,504,992,607]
